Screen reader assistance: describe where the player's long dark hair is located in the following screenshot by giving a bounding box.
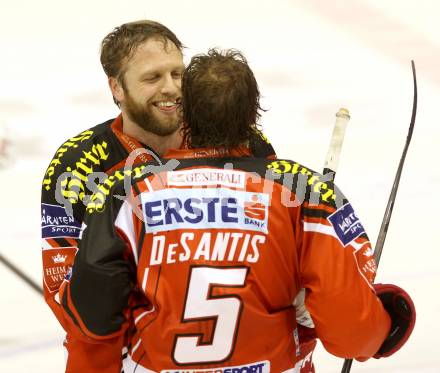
[181,48,264,151]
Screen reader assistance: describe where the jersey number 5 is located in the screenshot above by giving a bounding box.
[173,266,248,364]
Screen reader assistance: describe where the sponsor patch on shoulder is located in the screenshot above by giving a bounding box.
[327,203,365,246]
[161,360,270,373]
[42,247,78,292]
[41,203,81,239]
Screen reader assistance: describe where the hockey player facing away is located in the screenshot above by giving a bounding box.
[41,21,276,372]
[59,49,415,372]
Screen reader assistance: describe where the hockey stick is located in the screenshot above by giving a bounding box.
[323,108,351,181]
[0,252,43,295]
[341,60,417,373]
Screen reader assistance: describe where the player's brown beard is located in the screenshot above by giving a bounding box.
[124,89,181,137]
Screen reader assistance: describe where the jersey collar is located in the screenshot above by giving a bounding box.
[163,146,251,159]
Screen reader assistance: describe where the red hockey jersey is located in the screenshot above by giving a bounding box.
[60,148,390,372]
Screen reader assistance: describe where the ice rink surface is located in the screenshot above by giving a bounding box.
[1,0,439,371]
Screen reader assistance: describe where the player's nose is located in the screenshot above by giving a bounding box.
[160,74,180,97]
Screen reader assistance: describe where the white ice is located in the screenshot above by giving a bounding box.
[0,0,439,371]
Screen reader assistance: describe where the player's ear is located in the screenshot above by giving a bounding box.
[108,77,124,104]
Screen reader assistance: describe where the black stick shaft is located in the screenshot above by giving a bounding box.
[374,60,417,265]
[0,253,43,295]
[341,60,417,373]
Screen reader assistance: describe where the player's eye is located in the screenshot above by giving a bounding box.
[172,71,183,80]
[143,75,160,83]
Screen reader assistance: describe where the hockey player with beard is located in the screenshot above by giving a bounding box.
[58,49,416,372]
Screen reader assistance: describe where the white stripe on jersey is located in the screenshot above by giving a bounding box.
[141,268,149,292]
[303,221,338,238]
[303,221,369,252]
[130,338,143,360]
[134,308,155,325]
[115,200,138,264]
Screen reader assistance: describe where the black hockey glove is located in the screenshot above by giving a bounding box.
[373,283,416,358]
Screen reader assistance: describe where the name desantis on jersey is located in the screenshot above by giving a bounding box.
[141,188,269,234]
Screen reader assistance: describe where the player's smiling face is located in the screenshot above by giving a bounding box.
[119,38,184,136]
